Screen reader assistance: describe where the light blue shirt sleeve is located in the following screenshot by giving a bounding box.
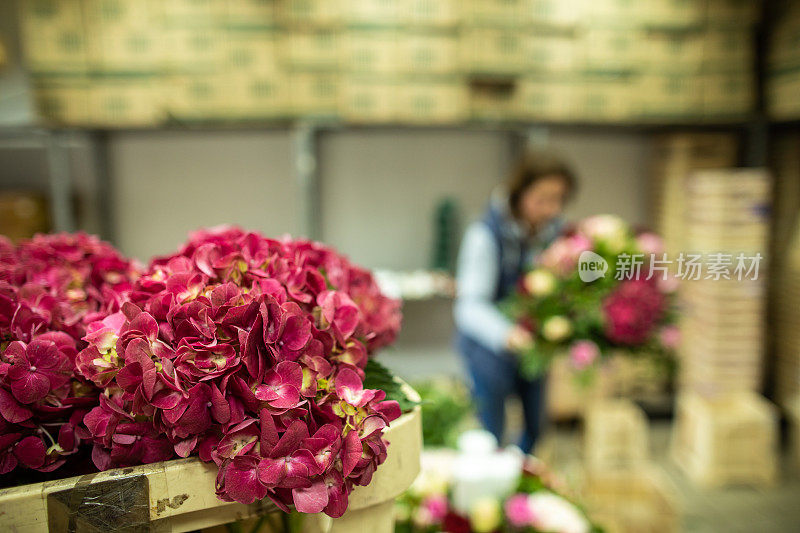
[453,222,514,353]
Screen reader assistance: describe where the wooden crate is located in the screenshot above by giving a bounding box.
[581,466,681,533]
[583,400,649,473]
[546,356,614,421]
[670,391,778,488]
[0,403,422,533]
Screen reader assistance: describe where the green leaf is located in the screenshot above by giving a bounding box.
[363,359,419,413]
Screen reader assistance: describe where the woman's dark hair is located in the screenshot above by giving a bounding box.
[507,149,577,218]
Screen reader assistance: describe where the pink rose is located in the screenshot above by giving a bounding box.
[659,326,680,350]
[505,493,536,527]
[422,495,449,523]
[569,340,600,370]
[636,232,664,256]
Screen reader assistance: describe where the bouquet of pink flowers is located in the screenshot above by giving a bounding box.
[505,215,678,378]
[396,456,599,533]
[1,227,406,519]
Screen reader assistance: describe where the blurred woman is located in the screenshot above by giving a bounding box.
[454,150,576,453]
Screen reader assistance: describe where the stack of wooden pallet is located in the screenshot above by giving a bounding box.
[581,400,680,533]
[583,399,649,473]
[650,133,738,259]
[581,467,681,533]
[679,169,771,397]
[670,169,779,488]
[546,356,615,421]
[670,391,778,488]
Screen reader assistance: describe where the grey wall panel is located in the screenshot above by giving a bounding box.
[110,131,298,261]
[318,130,512,270]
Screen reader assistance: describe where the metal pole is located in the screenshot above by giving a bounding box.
[293,122,320,240]
[92,131,115,243]
[45,130,76,232]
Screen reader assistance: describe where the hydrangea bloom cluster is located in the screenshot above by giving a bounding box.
[0,233,140,474]
[77,227,403,517]
[602,278,666,346]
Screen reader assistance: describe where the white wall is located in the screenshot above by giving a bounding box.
[107,128,650,265]
[318,129,512,270]
[551,129,650,226]
[110,131,298,261]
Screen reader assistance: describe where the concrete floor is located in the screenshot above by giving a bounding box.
[542,422,800,533]
[385,347,800,532]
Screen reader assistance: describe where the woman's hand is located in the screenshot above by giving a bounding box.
[506,325,535,354]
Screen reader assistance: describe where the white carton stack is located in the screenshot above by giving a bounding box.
[679,169,771,396]
[672,168,780,489]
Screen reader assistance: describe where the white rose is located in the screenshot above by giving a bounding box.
[581,214,626,241]
[542,316,572,343]
[528,493,590,533]
[524,269,556,297]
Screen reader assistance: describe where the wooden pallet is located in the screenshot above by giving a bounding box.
[583,399,649,473]
[581,466,681,533]
[0,403,422,533]
[670,391,778,488]
[546,356,615,421]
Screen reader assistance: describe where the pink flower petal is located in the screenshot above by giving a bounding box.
[293,479,328,513]
[14,436,46,468]
[11,370,50,404]
[0,388,33,423]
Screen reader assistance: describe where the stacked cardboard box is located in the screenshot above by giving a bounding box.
[671,391,778,487]
[339,0,465,123]
[767,1,800,120]
[279,0,340,119]
[18,0,761,126]
[679,169,770,397]
[649,133,738,258]
[20,0,91,125]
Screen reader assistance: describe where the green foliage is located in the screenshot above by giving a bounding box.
[431,198,460,273]
[411,379,473,448]
[363,359,420,413]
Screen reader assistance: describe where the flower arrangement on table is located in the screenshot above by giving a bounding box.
[0,227,408,518]
[504,215,679,379]
[396,453,599,533]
